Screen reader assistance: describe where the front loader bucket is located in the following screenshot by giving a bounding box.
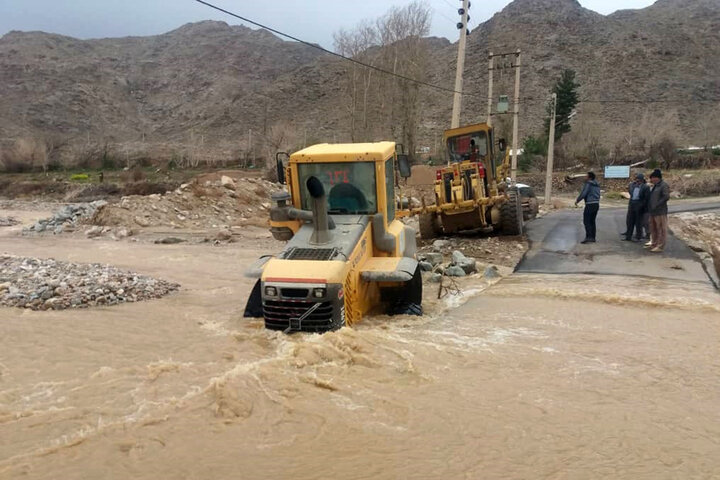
[243,279,263,318]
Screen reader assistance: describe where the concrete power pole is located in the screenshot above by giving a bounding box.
[510,50,521,182]
[450,0,470,129]
[544,93,558,206]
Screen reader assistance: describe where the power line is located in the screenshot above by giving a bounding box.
[432,7,457,25]
[193,0,482,98]
[510,97,720,106]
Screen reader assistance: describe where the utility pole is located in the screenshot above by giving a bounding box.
[510,50,521,182]
[247,129,253,167]
[487,52,494,126]
[450,0,470,129]
[544,93,558,206]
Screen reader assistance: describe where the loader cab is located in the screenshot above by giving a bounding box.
[443,123,496,173]
[288,142,400,228]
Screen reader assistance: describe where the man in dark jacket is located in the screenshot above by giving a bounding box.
[575,171,601,244]
[646,169,670,252]
[624,173,651,241]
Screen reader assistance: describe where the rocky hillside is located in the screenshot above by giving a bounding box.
[1,0,718,164]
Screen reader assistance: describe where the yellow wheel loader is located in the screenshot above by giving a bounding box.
[244,142,422,333]
[401,123,525,238]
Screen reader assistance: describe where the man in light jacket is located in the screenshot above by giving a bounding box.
[646,169,670,252]
[575,171,601,244]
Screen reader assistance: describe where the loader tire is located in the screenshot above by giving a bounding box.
[243,279,263,318]
[419,213,441,240]
[500,187,524,236]
[387,266,423,316]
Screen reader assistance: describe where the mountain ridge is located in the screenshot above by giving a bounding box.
[1,0,718,166]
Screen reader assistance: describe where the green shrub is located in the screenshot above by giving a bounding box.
[712,148,720,156]
[70,173,90,182]
[523,135,546,156]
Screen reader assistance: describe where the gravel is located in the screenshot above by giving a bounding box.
[0,216,20,227]
[0,254,180,311]
[23,201,107,234]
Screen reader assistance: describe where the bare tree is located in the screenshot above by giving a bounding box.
[375,1,431,156]
[697,103,720,150]
[333,0,431,153]
[333,21,378,142]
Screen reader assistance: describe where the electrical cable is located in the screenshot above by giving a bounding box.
[193,1,719,108]
[194,0,483,97]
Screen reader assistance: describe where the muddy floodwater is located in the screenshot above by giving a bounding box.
[1,226,720,479]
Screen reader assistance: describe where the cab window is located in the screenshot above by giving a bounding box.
[297,162,377,214]
[446,131,488,163]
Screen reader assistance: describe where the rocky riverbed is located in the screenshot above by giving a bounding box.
[0,216,20,227]
[0,254,180,310]
[23,200,107,234]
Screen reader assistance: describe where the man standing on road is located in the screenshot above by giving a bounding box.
[625,173,651,242]
[646,169,670,253]
[575,171,601,244]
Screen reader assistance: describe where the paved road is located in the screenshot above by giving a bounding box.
[517,201,720,284]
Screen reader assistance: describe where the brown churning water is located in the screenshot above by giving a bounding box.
[2,233,720,479]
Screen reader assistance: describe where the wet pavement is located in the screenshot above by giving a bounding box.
[518,202,720,284]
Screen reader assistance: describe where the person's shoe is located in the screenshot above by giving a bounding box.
[650,247,664,253]
[620,232,628,236]
[581,239,591,244]
[623,237,632,241]
[644,241,653,247]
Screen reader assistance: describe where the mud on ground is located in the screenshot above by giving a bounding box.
[670,210,720,281]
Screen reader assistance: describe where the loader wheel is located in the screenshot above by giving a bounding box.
[387,266,423,316]
[419,213,442,240]
[500,187,524,236]
[243,279,263,318]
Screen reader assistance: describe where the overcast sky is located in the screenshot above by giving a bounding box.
[0,0,656,48]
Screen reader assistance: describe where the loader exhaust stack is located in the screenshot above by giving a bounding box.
[306,176,332,244]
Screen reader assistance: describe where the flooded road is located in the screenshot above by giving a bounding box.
[1,209,719,479]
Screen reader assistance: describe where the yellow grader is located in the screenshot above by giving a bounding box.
[244,142,422,333]
[401,122,527,238]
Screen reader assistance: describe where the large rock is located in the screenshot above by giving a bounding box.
[221,176,237,191]
[432,239,450,250]
[712,244,720,280]
[424,252,443,267]
[155,237,185,244]
[451,250,477,274]
[483,265,501,279]
[85,226,103,238]
[215,229,233,242]
[445,265,466,277]
[134,216,151,227]
[419,261,433,272]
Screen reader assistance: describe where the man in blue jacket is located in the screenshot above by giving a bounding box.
[575,171,601,244]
